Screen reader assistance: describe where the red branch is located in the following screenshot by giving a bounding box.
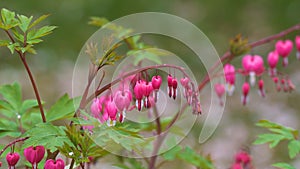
[0,137,29,157]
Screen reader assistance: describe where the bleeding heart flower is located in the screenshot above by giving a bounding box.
[44,159,65,169]
[114,90,132,122]
[172,78,178,99]
[296,36,300,60]
[90,98,101,119]
[241,82,250,105]
[180,77,189,87]
[151,75,162,102]
[105,98,118,126]
[231,163,243,169]
[24,145,45,169]
[242,54,264,86]
[258,79,266,97]
[114,90,132,112]
[167,74,173,97]
[224,64,236,96]
[275,40,293,66]
[214,83,225,106]
[267,51,279,76]
[151,75,162,90]
[134,80,145,111]
[6,152,20,169]
[235,151,251,164]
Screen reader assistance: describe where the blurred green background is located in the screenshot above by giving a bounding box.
[0,0,300,168]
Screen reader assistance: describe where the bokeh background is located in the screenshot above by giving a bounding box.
[0,0,300,168]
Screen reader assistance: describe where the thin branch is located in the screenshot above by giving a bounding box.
[4,30,46,123]
[0,137,29,156]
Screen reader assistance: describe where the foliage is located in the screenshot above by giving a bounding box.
[0,82,40,137]
[0,8,56,55]
[254,120,300,168]
[162,145,214,169]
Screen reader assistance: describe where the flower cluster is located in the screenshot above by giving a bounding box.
[4,145,65,169]
[216,37,299,106]
[231,151,252,169]
[90,71,201,127]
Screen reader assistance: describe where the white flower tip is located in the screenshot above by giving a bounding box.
[249,72,256,86]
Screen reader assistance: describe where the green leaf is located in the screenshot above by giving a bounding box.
[20,99,39,115]
[28,14,49,29]
[127,48,163,66]
[0,8,19,30]
[288,140,300,159]
[0,40,10,47]
[23,123,72,152]
[0,82,22,111]
[253,133,285,148]
[17,14,33,32]
[46,94,80,122]
[162,146,214,169]
[27,25,57,40]
[163,145,182,160]
[272,163,296,169]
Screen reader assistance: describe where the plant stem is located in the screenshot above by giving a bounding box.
[4,30,46,123]
[69,159,75,169]
[20,56,46,122]
[0,137,29,156]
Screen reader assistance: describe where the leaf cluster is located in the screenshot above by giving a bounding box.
[253,120,300,169]
[0,8,56,54]
[162,145,215,169]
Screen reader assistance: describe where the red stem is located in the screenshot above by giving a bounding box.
[0,137,29,156]
[4,30,46,123]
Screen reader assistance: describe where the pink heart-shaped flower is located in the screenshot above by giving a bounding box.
[44,159,65,169]
[114,90,132,111]
[6,152,20,166]
[242,54,264,75]
[275,40,293,57]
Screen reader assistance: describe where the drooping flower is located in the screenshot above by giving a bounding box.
[167,74,173,97]
[114,90,132,122]
[275,39,293,66]
[144,82,154,108]
[224,64,236,96]
[241,82,250,105]
[6,152,20,169]
[44,159,65,169]
[105,98,118,126]
[258,79,265,97]
[151,75,162,102]
[235,151,251,164]
[296,36,300,60]
[172,78,178,99]
[24,145,45,169]
[134,80,145,111]
[231,163,243,169]
[180,77,189,88]
[90,98,101,119]
[214,83,225,106]
[180,77,190,99]
[267,51,279,76]
[242,54,264,86]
